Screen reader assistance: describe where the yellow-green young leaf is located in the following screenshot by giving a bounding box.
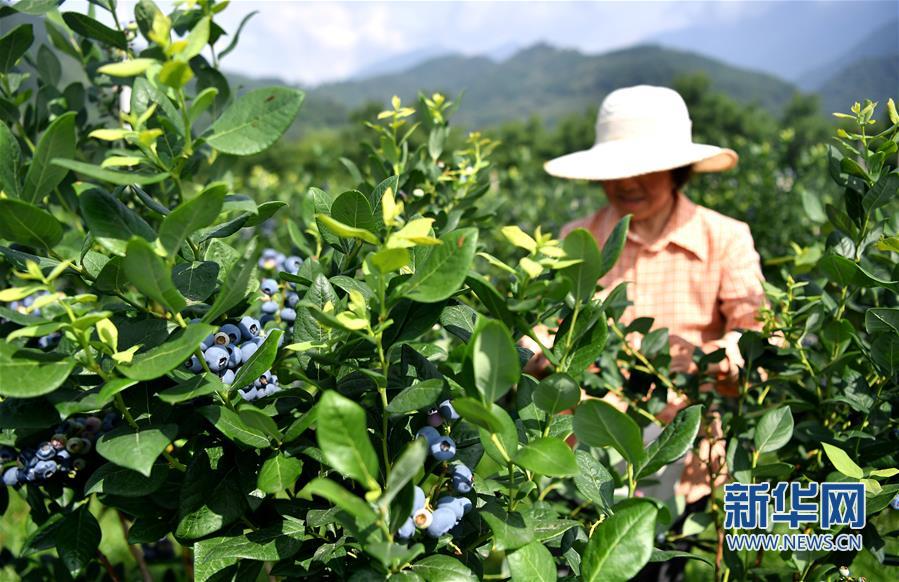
[112,345,140,364]
[158,59,193,88]
[381,186,402,227]
[861,478,882,495]
[888,98,899,124]
[0,285,44,302]
[98,58,156,77]
[316,213,379,245]
[387,218,437,248]
[822,442,863,479]
[519,256,543,278]
[502,225,538,253]
[370,248,410,273]
[477,252,518,275]
[46,260,72,282]
[101,156,144,168]
[178,15,209,61]
[95,318,118,352]
[868,468,899,479]
[89,128,134,141]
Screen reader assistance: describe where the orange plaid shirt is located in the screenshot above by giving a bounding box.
[558,190,766,378]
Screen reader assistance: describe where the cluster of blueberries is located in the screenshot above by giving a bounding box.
[395,400,476,540]
[1,413,117,486]
[183,316,282,402]
[3,290,61,349]
[257,248,303,329]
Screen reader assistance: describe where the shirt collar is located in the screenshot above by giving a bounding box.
[601,191,708,262]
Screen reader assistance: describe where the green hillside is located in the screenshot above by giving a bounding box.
[815,54,899,116]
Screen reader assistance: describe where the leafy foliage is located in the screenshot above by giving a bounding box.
[0,1,897,581]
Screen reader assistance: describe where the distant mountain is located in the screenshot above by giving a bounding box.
[306,43,798,130]
[350,46,456,81]
[650,1,891,84]
[796,19,899,91]
[815,55,899,116]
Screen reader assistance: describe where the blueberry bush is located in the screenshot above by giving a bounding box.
[0,1,897,581]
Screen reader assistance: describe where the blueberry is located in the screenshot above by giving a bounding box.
[259,249,279,270]
[286,292,300,308]
[55,449,72,463]
[426,507,457,538]
[185,355,203,373]
[220,369,235,385]
[238,316,261,341]
[204,346,229,372]
[456,497,472,515]
[237,388,252,401]
[412,508,432,529]
[436,496,465,520]
[253,371,273,389]
[280,308,297,323]
[34,460,58,480]
[260,279,279,296]
[240,342,259,362]
[3,467,20,486]
[438,400,460,421]
[284,256,303,274]
[36,442,55,460]
[427,410,444,427]
[430,436,456,461]
[0,448,14,463]
[261,300,278,314]
[220,324,241,344]
[451,463,473,493]
[891,494,899,510]
[397,517,415,540]
[415,426,441,446]
[226,344,242,368]
[212,331,231,346]
[413,486,426,511]
[66,438,89,455]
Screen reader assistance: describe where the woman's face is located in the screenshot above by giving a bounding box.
[600,170,675,221]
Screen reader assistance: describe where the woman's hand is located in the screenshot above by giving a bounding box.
[669,334,700,375]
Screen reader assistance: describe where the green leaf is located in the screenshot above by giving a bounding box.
[198,405,270,448]
[124,238,187,312]
[871,334,899,376]
[598,215,631,279]
[0,342,75,398]
[119,323,216,380]
[176,447,246,541]
[0,24,33,73]
[648,549,713,568]
[573,399,644,466]
[159,184,226,257]
[380,438,428,509]
[157,373,222,404]
[229,329,282,390]
[55,506,101,577]
[316,390,380,490]
[480,505,534,551]
[533,372,580,414]
[574,450,614,511]
[96,378,138,406]
[205,87,305,156]
[316,213,379,245]
[411,555,477,582]
[403,228,478,303]
[476,402,519,465]
[96,422,177,477]
[753,406,793,453]
[257,453,303,494]
[468,319,520,403]
[172,261,219,301]
[818,254,899,292]
[0,121,22,197]
[862,172,898,213]
[507,541,556,582]
[79,188,156,256]
[581,500,657,582]
[0,198,64,249]
[298,477,378,523]
[330,190,378,234]
[52,159,168,186]
[822,442,864,479]
[61,12,127,49]
[636,405,702,480]
[560,228,603,302]
[193,518,303,578]
[865,308,899,335]
[513,437,578,477]
[84,462,168,497]
[451,396,505,433]
[386,378,444,414]
[202,242,258,323]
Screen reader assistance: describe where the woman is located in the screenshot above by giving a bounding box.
[522,85,767,504]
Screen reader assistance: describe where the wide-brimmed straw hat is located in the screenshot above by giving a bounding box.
[544,85,738,181]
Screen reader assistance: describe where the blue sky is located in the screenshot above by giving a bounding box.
[66,1,896,86]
